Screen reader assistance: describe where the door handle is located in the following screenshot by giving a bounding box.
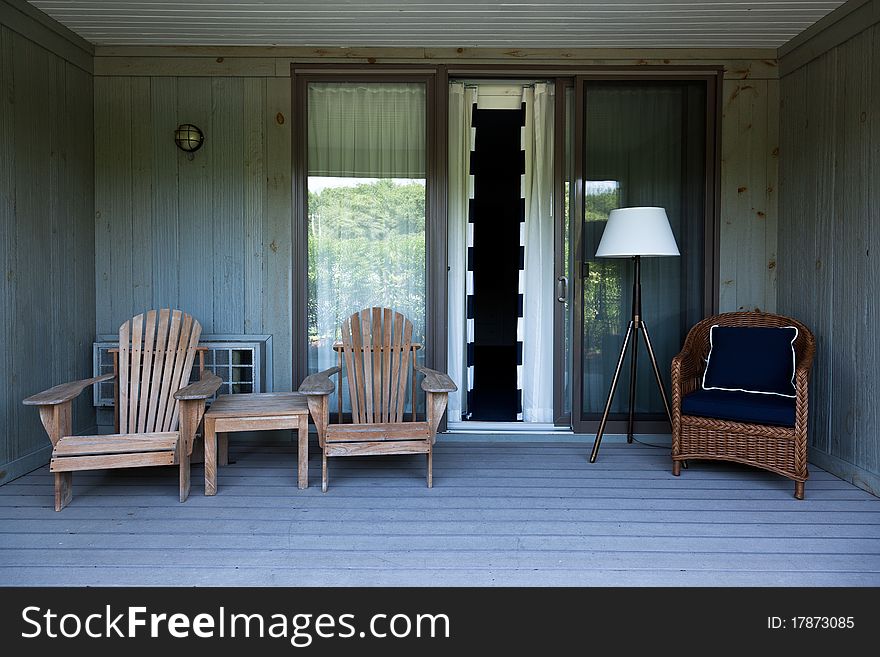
[556,275,568,303]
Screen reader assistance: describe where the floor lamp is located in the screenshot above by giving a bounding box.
[589,207,679,463]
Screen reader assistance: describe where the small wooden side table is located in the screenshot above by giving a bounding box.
[202,392,310,495]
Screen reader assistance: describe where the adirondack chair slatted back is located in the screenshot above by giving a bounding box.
[340,307,417,424]
[118,309,202,434]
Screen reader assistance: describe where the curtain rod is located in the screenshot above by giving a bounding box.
[453,79,552,88]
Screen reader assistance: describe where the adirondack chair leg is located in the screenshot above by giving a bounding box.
[426,392,449,442]
[179,439,191,503]
[427,445,433,488]
[39,402,74,511]
[54,472,72,512]
[322,451,328,493]
[179,398,207,502]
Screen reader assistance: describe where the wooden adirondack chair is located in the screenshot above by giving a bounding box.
[23,309,221,510]
[299,307,457,492]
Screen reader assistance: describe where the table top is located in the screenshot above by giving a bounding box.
[204,392,309,419]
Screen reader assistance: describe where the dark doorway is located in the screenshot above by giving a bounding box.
[468,107,524,421]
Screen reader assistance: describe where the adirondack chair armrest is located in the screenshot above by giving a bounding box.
[415,365,458,393]
[299,366,342,396]
[174,373,223,400]
[22,374,115,407]
[174,375,219,458]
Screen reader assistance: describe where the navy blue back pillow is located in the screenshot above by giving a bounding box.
[702,325,798,398]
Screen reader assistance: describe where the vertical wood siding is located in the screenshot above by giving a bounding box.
[779,22,880,481]
[0,25,95,483]
[94,75,292,391]
[263,78,293,392]
[176,77,214,332]
[719,78,779,313]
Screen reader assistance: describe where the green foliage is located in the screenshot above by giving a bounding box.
[584,188,619,223]
[307,179,426,345]
[582,189,623,356]
[308,179,425,240]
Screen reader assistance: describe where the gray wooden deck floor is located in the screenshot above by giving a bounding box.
[1,440,879,586]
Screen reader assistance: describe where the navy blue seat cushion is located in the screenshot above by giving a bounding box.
[702,325,798,397]
[681,389,795,427]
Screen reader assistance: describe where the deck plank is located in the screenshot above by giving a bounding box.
[0,441,878,586]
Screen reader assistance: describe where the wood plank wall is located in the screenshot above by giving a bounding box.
[719,77,779,313]
[0,4,95,484]
[93,75,292,391]
[778,1,880,493]
[92,48,780,397]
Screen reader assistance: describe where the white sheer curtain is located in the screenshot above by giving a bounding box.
[446,83,477,420]
[308,83,426,177]
[307,83,427,413]
[521,83,555,422]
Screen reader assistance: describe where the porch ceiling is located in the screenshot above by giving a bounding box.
[28,0,847,49]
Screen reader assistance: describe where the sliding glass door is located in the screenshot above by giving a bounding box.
[291,67,715,430]
[572,76,717,433]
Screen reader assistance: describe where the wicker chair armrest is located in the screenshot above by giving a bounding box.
[671,349,703,410]
[671,349,701,382]
[795,348,815,374]
[794,366,811,431]
[299,366,341,396]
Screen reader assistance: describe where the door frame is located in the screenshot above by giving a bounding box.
[570,69,722,434]
[552,78,574,426]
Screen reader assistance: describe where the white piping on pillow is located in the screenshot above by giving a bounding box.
[701,324,798,398]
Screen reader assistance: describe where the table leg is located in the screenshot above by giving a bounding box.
[298,414,309,489]
[219,433,229,466]
[205,417,217,496]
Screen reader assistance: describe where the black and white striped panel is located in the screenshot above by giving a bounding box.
[465,100,477,419]
[516,103,526,421]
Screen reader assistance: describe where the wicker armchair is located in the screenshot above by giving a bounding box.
[671,312,815,499]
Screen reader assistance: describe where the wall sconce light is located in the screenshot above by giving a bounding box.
[174,123,204,154]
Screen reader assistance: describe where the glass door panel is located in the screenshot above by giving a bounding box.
[576,80,708,428]
[306,82,427,414]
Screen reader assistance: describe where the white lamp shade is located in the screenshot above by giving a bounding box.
[595,207,680,258]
